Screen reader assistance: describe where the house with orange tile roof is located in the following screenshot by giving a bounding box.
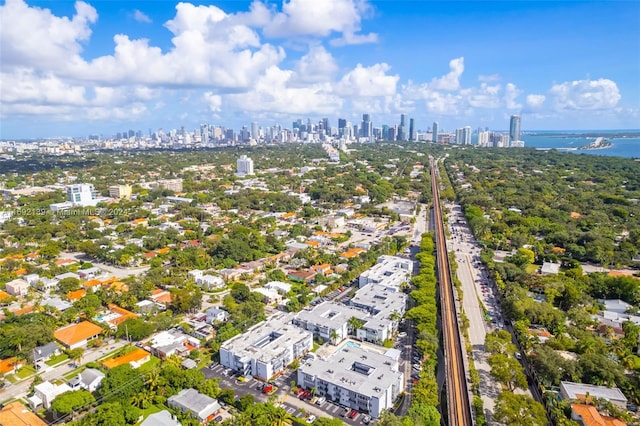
[82,279,103,290]
[0,290,12,303]
[55,258,78,267]
[0,357,23,375]
[287,269,317,283]
[310,263,332,275]
[571,404,626,426]
[11,305,34,316]
[14,267,27,276]
[67,289,86,301]
[54,321,103,349]
[0,401,47,426]
[339,247,365,259]
[131,218,149,227]
[103,304,138,329]
[150,288,172,305]
[102,348,151,370]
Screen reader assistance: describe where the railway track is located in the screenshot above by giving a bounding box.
[431,159,474,426]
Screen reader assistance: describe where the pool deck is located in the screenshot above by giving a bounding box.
[315,338,387,360]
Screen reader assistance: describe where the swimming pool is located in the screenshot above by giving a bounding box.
[338,340,362,352]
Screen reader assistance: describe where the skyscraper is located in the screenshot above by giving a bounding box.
[399,114,407,140]
[432,122,439,143]
[338,118,347,136]
[251,122,259,140]
[361,114,372,139]
[409,118,416,141]
[509,115,521,144]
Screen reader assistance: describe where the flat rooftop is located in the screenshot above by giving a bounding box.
[221,312,312,362]
[300,344,402,399]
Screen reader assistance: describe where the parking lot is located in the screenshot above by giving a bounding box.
[202,362,377,424]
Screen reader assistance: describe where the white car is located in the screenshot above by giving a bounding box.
[306,414,317,423]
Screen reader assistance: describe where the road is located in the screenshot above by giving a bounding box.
[59,252,150,279]
[446,202,501,422]
[431,160,473,426]
[0,339,128,401]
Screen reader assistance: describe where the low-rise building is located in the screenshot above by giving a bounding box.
[293,302,369,344]
[5,279,30,296]
[30,381,72,410]
[167,388,221,425]
[54,321,103,349]
[571,404,626,426]
[140,410,182,426]
[0,401,47,426]
[358,255,413,290]
[205,307,229,324]
[149,329,198,359]
[103,348,151,370]
[297,345,404,418]
[264,281,292,295]
[560,381,628,409]
[109,184,132,199]
[68,368,105,392]
[33,342,60,363]
[350,284,407,344]
[252,287,283,304]
[220,312,313,380]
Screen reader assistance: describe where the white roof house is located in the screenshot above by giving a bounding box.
[5,279,30,296]
[559,381,628,408]
[167,388,220,423]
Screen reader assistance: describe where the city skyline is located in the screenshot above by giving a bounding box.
[1,0,639,139]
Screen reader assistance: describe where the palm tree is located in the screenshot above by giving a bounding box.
[329,329,339,345]
[347,317,365,336]
[389,311,402,323]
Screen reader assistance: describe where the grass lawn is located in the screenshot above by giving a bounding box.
[45,353,69,367]
[311,342,320,353]
[15,365,36,380]
[6,375,17,384]
[138,356,160,373]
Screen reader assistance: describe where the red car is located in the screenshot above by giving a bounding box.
[348,409,358,419]
[295,388,305,396]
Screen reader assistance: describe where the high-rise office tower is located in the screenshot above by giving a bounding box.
[322,118,330,134]
[409,118,416,141]
[432,122,439,143]
[399,114,407,140]
[251,122,259,140]
[361,114,372,138]
[509,115,521,144]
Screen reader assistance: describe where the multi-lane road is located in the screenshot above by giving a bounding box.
[430,160,474,426]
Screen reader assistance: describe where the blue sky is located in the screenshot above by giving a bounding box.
[0,0,638,138]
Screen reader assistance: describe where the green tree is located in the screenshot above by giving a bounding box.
[116,318,155,341]
[51,390,95,415]
[494,392,548,426]
[98,365,144,402]
[57,277,81,293]
[488,353,527,391]
[407,402,441,425]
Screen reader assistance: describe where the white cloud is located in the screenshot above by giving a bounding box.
[203,92,222,112]
[430,57,464,91]
[0,0,97,70]
[292,45,338,84]
[263,0,377,45]
[336,63,399,97]
[133,9,152,24]
[226,66,343,115]
[549,78,621,110]
[504,83,522,109]
[526,94,546,109]
[478,74,501,82]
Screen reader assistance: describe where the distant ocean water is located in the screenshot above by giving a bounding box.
[520,131,640,159]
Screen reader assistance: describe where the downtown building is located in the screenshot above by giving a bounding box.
[297,344,404,418]
[236,155,255,176]
[219,312,312,380]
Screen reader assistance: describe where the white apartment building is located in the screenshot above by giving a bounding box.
[219,312,312,380]
[293,302,369,344]
[358,255,413,290]
[67,184,99,206]
[297,345,404,418]
[351,284,407,344]
[236,155,255,176]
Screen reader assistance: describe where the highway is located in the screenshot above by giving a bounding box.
[430,159,474,426]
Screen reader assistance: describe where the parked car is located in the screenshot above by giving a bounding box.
[348,409,358,419]
[362,415,372,424]
[213,416,223,423]
[306,415,317,424]
[341,407,351,417]
[315,397,326,405]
